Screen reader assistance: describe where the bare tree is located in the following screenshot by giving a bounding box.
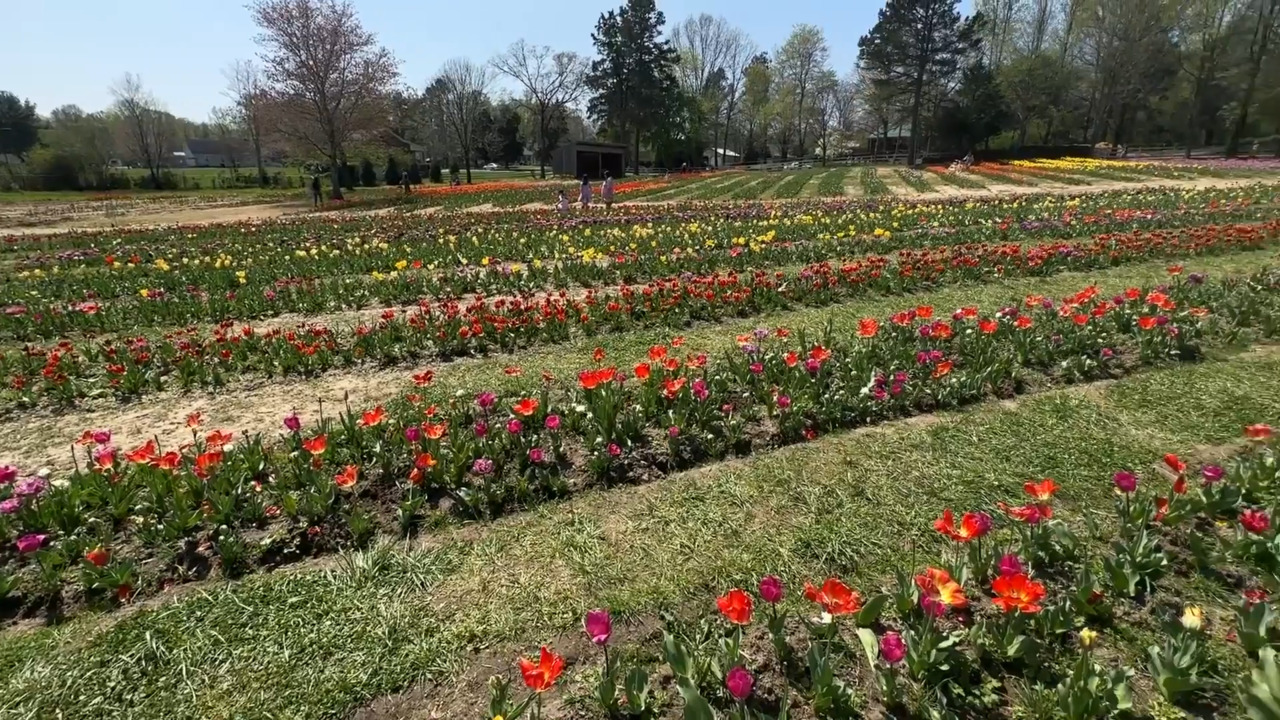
[670,14,756,166]
[491,40,588,178]
[434,57,493,184]
[223,59,269,185]
[249,0,399,199]
[110,73,170,188]
[775,24,830,157]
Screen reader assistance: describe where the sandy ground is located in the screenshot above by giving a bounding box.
[0,201,311,235]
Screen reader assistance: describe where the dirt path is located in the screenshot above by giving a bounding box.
[1,201,310,235]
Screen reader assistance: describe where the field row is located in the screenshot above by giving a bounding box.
[2,184,1273,341]
[3,220,1276,410]
[2,267,1279,619]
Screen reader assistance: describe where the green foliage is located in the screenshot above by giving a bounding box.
[586,0,680,169]
[383,155,401,185]
[428,162,443,184]
[359,158,377,187]
[0,91,39,160]
[406,161,422,184]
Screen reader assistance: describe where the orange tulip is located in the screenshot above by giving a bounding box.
[932,360,953,379]
[933,509,992,542]
[1246,424,1273,440]
[125,440,159,464]
[85,546,110,568]
[423,423,447,440]
[1023,478,1058,502]
[915,567,968,609]
[205,429,234,449]
[857,318,880,338]
[518,646,565,692]
[334,465,358,489]
[991,573,1047,614]
[803,578,863,615]
[716,588,754,625]
[302,434,327,456]
[186,412,204,428]
[633,362,651,380]
[359,406,387,428]
[512,398,540,417]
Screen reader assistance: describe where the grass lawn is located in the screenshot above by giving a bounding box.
[3,247,1280,719]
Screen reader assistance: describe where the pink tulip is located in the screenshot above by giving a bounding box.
[545,414,561,430]
[608,443,621,457]
[16,533,47,554]
[1242,508,1271,534]
[283,413,302,432]
[584,609,612,645]
[0,497,21,514]
[759,575,784,604]
[668,426,680,438]
[998,554,1024,578]
[91,429,112,445]
[404,426,421,443]
[725,666,753,700]
[506,419,523,435]
[1112,471,1137,494]
[528,447,545,464]
[0,465,15,485]
[880,632,906,665]
[1201,465,1224,484]
[776,394,791,409]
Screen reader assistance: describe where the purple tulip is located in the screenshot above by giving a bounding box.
[471,458,494,475]
[759,575,784,604]
[0,497,21,514]
[998,554,1024,578]
[14,477,47,497]
[880,632,906,665]
[725,666,754,700]
[1112,471,1137,494]
[404,426,421,443]
[584,609,612,645]
[16,533,47,554]
[804,358,821,374]
[475,391,496,410]
[283,413,302,433]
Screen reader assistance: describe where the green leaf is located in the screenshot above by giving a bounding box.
[855,627,880,671]
[855,594,889,626]
[677,678,716,720]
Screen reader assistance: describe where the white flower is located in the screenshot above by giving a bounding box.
[36,467,51,479]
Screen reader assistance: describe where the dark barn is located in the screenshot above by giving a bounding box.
[552,141,627,179]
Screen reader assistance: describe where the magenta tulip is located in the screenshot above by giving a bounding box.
[880,632,906,665]
[998,554,1024,578]
[16,533,47,554]
[584,609,612,645]
[283,413,302,432]
[759,575,784,604]
[725,666,754,700]
[1112,470,1137,494]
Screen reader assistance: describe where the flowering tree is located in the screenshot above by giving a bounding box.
[249,0,399,199]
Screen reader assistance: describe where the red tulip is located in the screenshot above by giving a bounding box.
[518,646,565,692]
[803,577,863,615]
[716,588,754,625]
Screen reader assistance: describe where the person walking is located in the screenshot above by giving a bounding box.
[400,170,411,195]
[601,171,615,209]
[310,174,322,208]
[579,174,592,209]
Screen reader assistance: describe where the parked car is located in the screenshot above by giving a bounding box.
[482,163,499,170]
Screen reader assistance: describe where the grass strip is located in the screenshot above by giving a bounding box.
[4,348,1279,720]
[860,167,891,197]
[766,170,820,200]
[928,168,988,190]
[894,168,934,193]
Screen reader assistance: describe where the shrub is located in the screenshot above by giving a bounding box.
[384,155,401,185]
[359,158,377,187]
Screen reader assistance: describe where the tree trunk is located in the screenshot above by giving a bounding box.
[907,72,925,166]
[328,136,344,200]
[538,109,548,180]
[633,126,641,175]
[1228,0,1278,156]
[464,131,473,184]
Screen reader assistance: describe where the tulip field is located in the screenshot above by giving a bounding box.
[5,171,1280,720]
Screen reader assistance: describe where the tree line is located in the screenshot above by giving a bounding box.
[2,0,1279,195]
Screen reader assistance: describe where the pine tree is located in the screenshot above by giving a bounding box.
[359,158,377,187]
[406,161,422,184]
[586,0,680,174]
[384,155,401,185]
[857,0,982,165]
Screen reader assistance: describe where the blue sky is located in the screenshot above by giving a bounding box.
[4,0,974,121]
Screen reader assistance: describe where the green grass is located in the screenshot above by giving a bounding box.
[5,343,1280,719]
[859,166,891,197]
[767,169,821,199]
[928,168,988,190]
[728,174,785,200]
[895,168,934,193]
[813,167,852,197]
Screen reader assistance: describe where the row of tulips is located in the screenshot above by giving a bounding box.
[4,185,1272,336]
[3,269,1280,614]
[494,428,1278,719]
[4,219,1278,409]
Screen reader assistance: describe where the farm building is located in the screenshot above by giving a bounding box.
[551,141,627,179]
